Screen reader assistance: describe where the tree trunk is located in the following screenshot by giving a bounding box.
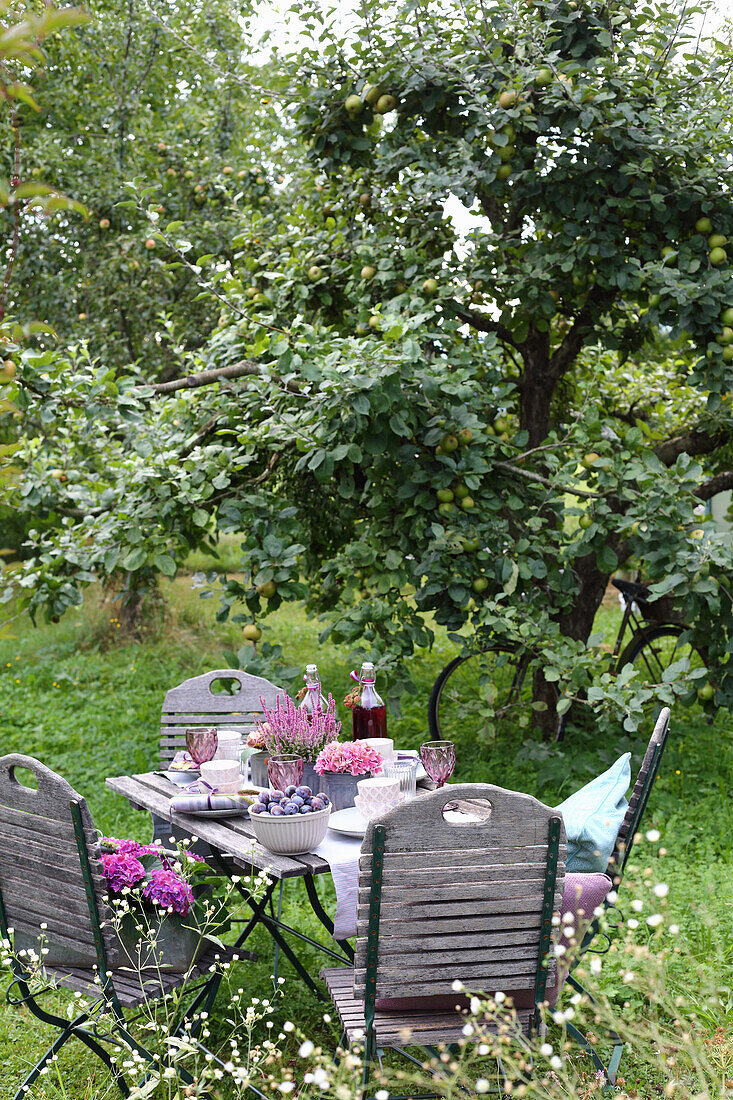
[518,330,553,448]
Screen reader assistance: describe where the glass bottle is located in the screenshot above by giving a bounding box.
[299,663,325,717]
[351,662,387,741]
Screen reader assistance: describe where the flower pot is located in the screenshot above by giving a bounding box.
[251,755,320,792]
[249,751,269,787]
[319,771,371,811]
[302,762,320,792]
[113,908,205,973]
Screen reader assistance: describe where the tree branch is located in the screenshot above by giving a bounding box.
[446,300,516,345]
[493,460,602,499]
[694,470,733,501]
[146,361,263,395]
[549,285,616,382]
[655,428,729,466]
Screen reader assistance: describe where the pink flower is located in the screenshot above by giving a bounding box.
[314,741,383,776]
[142,869,194,915]
[259,693,340,762]
[247,725,268,749]
[101,852,146,893]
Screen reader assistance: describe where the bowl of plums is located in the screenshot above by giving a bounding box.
[248,785,331,855]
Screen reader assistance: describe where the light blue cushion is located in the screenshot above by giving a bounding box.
[556,753,631,873]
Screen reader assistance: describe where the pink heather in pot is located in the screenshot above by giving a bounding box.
[257,693,340,762]
[314,741,383,776]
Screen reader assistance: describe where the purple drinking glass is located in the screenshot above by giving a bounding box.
[185,726,218,767]
[267,754,304,792]
[419,740,456,788]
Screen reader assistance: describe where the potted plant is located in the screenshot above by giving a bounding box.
[253,693,341,789]
[313,741,384,810]
[246,725,270,787]
[99,837,217,972]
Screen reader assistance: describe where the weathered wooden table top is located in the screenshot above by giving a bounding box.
[106,771,333,880]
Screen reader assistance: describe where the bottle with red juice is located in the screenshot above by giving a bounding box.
[351,661,387,741]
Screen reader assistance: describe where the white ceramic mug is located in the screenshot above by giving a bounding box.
[362,737,394,762]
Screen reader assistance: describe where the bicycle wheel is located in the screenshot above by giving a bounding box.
[618,624,707,700]
[428,645,540,765]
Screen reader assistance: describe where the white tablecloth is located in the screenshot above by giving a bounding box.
[313,829,362,940]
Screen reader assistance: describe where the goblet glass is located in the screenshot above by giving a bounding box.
[185,726,218,767]
[419,740,456,788]
[267,753,304,792]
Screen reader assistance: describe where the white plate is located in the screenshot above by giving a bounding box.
[177,805,249,819]
[165,769,201,786]
[328,806,367,838]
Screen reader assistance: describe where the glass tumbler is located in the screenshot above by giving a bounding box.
[381,757,418,799]
[267,753,304,792]
[239,745,257,783]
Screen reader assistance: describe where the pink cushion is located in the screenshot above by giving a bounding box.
[374,872,612,1013]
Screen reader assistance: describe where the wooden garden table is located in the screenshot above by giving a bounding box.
[106,770,354,998]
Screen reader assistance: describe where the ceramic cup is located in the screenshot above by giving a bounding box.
[354,776,404,820]
[200,759,241,793]
[362,737,394,763]
[214,727,248,762]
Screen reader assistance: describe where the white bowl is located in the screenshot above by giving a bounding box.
[248,804,331,855]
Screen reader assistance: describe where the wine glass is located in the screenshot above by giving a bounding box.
[267,753,304,792]
[185,726,218,767]
[420,741,456,788]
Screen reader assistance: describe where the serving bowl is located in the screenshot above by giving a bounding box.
[247,803,331,855]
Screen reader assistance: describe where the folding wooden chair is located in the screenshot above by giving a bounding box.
[159,668,283,769]
[0,754,254,1100]
[321,783,567,1095]
[562,706,672,1082]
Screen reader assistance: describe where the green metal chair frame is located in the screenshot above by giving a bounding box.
[0,754,257,1100]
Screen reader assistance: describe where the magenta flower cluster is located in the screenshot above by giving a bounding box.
[101,852,146,893]
[258,693,340,762]
[99,838,202,916]
[142,868,195,915]
[314,741,383,776]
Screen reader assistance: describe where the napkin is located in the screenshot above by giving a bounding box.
[169,780,249,815]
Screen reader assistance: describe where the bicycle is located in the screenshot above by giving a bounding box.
[427,573,707,745]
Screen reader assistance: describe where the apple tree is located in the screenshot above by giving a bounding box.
[3,0,733,744]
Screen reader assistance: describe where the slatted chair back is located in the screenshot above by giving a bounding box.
[354,784,566,1012]
[0,754,117,970]
[608,706,671,881]
[160,668,284,768]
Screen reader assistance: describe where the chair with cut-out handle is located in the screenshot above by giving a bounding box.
[0,753,255,1100]
[321,783,567,1092]
[159,668,284,769]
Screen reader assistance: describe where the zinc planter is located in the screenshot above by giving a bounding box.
[318,771,371,811]
[114,908,205,973]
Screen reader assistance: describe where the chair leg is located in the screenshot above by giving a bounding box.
[564,975,624,1085]
[13,1023,76,1100]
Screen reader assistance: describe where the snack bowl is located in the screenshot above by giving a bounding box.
[248,801,331,855]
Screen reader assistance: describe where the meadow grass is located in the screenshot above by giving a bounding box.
[0,578,731,1098]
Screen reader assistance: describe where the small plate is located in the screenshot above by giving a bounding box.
[328,806,367,839]
[165,768,201,786]
[176,805,249,819]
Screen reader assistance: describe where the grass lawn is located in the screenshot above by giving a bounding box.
[0,578,731,1098]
